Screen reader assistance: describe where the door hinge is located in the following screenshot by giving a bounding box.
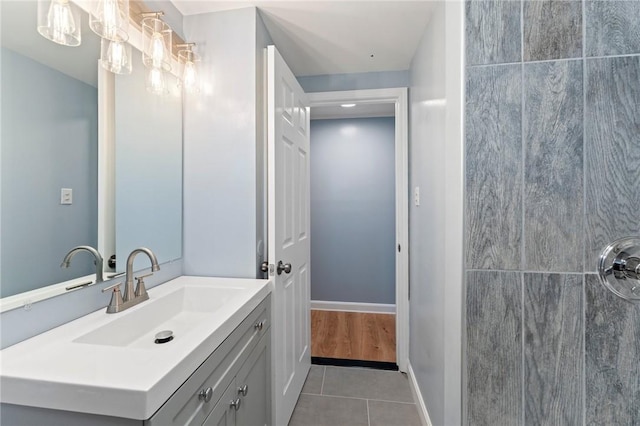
[398,244,401,253]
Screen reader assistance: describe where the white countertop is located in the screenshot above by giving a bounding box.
[0,276,271,420]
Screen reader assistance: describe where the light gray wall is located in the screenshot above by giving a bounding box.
[408,4,448,425]
[182,7,261,278]
[310,117,395,304]
[465,1,640,424]
[1,48,98,297]
[298,70,409,93]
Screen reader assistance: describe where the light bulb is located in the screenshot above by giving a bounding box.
[107,41,126,73]
[151,32,165,68]
[102,0,119,40]
[182,61,197,92]
[47,0,76,45]
[147,67,165,95]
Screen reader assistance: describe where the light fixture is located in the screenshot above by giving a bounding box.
[100,38,132,74]
[177,43,199,93]
[341,103,356,108]
[146,67,167,95]
[141,12,172,72]
[37,0,81,47]
[89,0,129,42]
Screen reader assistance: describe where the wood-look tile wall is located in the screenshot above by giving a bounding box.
[464,1,640,424]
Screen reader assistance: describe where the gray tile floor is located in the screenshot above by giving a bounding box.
[289,365,422,426]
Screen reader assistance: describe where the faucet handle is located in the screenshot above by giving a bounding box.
[102,282,124,314]
[101,282,122,293]
[134,274,153,299]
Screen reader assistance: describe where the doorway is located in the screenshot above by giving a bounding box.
[307,88,409,372]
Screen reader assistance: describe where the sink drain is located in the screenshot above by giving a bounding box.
[154,330,174,344]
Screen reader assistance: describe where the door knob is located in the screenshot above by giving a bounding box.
[277,260,292,275]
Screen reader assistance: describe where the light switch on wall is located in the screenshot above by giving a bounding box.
[60,188,73,205]
[414,186,420,206]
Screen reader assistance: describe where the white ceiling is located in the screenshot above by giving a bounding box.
[171,1,435,77]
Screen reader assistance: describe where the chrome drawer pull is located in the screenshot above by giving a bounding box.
[230,398,241,411]
[238,384,248,396]
[254,321,264,331]
[198,387,213,403]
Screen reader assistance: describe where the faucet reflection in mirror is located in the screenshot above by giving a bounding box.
[101,247,160,313]
[36,0,81,46]
[61,246,105,286]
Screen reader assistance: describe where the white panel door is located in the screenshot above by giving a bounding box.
[267,45,311,426]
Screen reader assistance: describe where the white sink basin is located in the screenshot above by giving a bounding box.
[74,285,246,348]
[0,276,271,420]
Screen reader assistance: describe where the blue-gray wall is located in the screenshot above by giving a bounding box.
[465,1,640,424]
[298,70,409,93]
[310,117,395,304]
[1,48,98,297]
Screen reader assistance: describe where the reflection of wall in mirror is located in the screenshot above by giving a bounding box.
[0,47,98,297]
[114,51,183,273]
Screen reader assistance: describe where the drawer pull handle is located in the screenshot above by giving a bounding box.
[254,321,264,331]
[199,387,213,403]
[238,384,248,396]
[230,398,242,411]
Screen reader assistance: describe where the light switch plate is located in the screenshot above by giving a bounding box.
[414,186,420,206]
[61,188,73,205]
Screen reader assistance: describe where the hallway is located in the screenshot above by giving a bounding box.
[311,310,396,363]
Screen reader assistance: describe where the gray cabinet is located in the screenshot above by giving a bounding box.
[203,332,270,426]
[235,332,270,426]
[146,295,271,426]
[203,379,237,426]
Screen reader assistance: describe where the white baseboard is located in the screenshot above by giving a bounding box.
[407,362,433,426]
[310,300,396,314]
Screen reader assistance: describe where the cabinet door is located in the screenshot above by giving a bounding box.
[236,332,271,426]
[203,379,237,426]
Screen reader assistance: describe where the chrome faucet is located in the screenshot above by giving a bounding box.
[61,246,104,284]
[101,247,160,314]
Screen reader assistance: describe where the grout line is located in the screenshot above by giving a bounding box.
[583,1,588,421]
[300,392,417,405]
[366,399,371,426]
[467,53,640,70]
[467,269,585,275]
[582,275,587,426]
[521,272,526,425]
[582,1,588,425]
[520,0,526,419]
[320,366,326,395]
[521,0,526,422]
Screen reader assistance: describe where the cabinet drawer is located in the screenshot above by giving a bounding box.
[146,295,271,426]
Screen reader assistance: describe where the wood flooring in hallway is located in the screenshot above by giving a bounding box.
[310,310,396,363]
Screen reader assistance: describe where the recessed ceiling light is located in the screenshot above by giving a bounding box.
[341,103,356,108]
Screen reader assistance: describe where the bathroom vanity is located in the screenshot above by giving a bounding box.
[0,276,271,426]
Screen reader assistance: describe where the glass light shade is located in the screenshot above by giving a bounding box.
[146,67,167,95]
[37,0,81,47]
[89,0,129,42]
[177,49,199,93]
[142,17,172,72]
[100,38,132,74]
